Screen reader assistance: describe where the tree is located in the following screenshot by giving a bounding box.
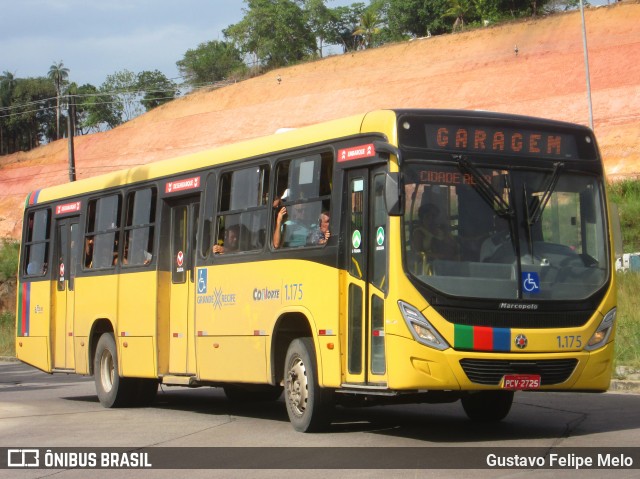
[137,70,178,111]
[47,61,70,140]
[353,7,384,49]
[177,40,246,88]
[0,71,18,155]
[101,69,143,122]
[6,77,56,151]
[445,0,475,31]
[325,3,367,53]
[299,0,335,58]
[224,0,316,69]
[82,85,121,132]
[385,0,451,38]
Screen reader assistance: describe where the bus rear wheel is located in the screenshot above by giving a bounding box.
[461,391,514,422]
[284,337,333,432]
[94,332,157,407]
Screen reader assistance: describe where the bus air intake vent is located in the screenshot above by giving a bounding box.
[435,307,592,329]
[459,358,578,385]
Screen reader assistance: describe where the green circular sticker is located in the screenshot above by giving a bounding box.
[352,230,362,249]
[376,226,385,246]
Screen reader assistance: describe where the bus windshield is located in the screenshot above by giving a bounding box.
[402,160,609,300]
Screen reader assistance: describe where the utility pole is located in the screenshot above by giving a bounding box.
[67,95,76,182]
[579,0,594,131]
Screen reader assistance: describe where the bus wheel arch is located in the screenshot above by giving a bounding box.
[270,312,313,386]
[88,318,115,376]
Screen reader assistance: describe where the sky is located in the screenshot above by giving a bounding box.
[0,0,354,88]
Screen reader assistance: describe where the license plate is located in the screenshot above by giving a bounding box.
[502,374,541,390]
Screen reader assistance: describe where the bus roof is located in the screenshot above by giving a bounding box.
[31,110,398,204]
[28,108,593,205]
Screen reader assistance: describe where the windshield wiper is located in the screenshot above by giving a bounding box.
[455,155,513,217]
[527,162,564,225]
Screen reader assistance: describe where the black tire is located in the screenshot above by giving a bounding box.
[94,332,131,407]
[94,333,158,408]
[284,337,334,432]
[461,391,514,422]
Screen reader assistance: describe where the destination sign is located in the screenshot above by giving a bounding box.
[425,125,579,159]
[55,201,82,216]
[165,176,201,194]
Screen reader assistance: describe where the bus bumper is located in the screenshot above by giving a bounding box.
[385,333,614,392]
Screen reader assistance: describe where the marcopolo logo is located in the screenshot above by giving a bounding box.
[253,287,280,302]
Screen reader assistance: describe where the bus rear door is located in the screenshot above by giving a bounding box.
[344,166,388,387]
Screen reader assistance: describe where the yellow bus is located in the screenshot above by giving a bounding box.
[16,109,617,432]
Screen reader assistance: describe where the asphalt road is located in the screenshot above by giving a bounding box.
[1,360,639,478]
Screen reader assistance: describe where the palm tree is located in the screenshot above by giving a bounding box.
[48,61,70,140]
[446,0,473,31]
[353,9,382,50]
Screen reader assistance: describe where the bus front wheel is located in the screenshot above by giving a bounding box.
[461,390,514,422]
[284,338,333,432]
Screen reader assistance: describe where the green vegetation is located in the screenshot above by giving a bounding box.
[0,240,18,357]
[615,272,640,369]
[609,179,640,369]
[608,179,640,253]
[0,311,14,357]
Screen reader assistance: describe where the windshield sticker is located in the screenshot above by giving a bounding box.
[522,272,541,294]
[352,230,362,253]
[376,226,385,250]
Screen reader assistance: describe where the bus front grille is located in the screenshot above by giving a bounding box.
[459,358,579,386]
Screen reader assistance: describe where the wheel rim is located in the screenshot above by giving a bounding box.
[286,357,308,417]
[99,349,115,393]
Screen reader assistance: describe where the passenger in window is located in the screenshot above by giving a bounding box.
[307,211,331,245]
[273,203,310,249]
[84,237,94,268]
[213,224,240,254]
[27,260,45,275]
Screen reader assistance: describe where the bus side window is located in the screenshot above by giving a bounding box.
[123,187,156,266]
[23,209,51,277]
[214,165,269,255]
[272,152,333,249]
[85,195,121,269]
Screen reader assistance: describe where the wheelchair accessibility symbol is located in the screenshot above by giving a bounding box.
[522,272,540,294]
[197,268,208,294]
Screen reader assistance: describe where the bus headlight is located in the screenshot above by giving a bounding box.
[585,307,616,351]
[398,301,449,350]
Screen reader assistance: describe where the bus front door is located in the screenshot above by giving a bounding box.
[344,166,388,386]
[52,217,80,370]
[168,198,199,375]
